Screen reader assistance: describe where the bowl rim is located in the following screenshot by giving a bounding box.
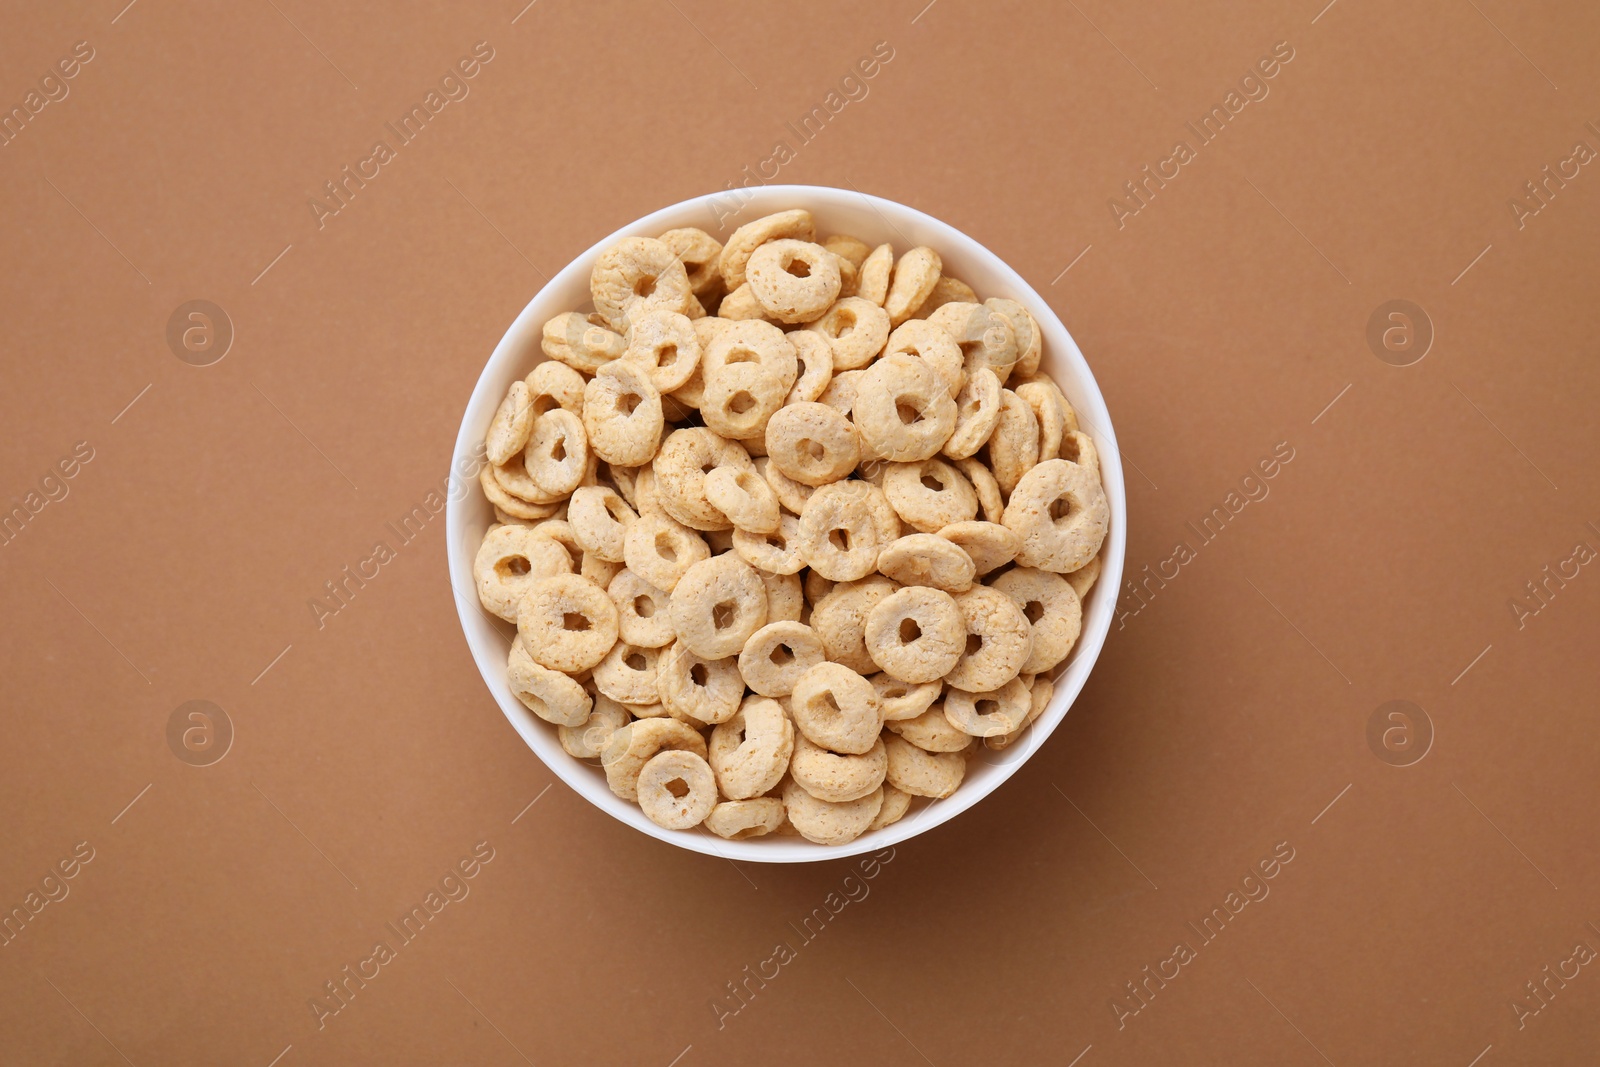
[445,183,1127,863]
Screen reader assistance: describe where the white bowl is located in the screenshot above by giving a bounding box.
[446,185,1126,863]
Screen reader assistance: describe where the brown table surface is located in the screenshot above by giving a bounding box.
[3,2,1597,1064]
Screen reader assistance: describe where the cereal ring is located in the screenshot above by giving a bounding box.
[885,319,963,397]
[1002,459,1111,573]
[719,209,815,290]
[635,749,718,829]
[789,662,882,754]
[886,702,972,752]
[581,360,663,467]
[517,574,619,673]
[601,718,707,801]
[622,513,710,593]
[983,390,1038,498]
[884,734,966,798]
[910,275,977,319]
[705,798,785,839]
[708,696,795,799]
[608,568,675,647]
[631,464,666,518]
[985,297,1042,379]
[701,319,799,395]
[765,402,861,486]
[785,330,835,405]
[799,480,889,582]
[870,673,942,721]
[817,367,861,415]
[867,784,912,830]
[506,638,591,726]
[621,309,701,394]
[987,674,1054,751]
[929,302,1019,385]
[705,465,780,534]
[479,465,559,520]
[864,586,964,683]
[738,620,825,697]
[942,367,1002,460]
[700,361,787,442]
[956,456,1005,522]
[658,226,725,296]
[656,639,744,724]
[541,312,627,374]
[525,409,591,498]
[804,569,835,607]
[732,512,804,574]
[832,253,860,298]
[528,519,583,570]
[524,359,587,419]
[876,533,976,593]
[1065,554,1101,601]
[882,458,978,532]
[653,428,754,530]
[558,694,630,759]
[938,520,1020,576]
[855,354,958,463]
[857,243,893,305]
[807,297,891,371]
[581,552,623,588]
[761,571,804,622]
[715,283,772,322]
[759,457,816,515]
[822,234,872,269]
[747,239,843,324]
[492,451,562,504]
[474,524,573,621]
[811,575,898,674]
[1058,429,1101,481]
[568,485,636,563]
[668,553,769,659]
[944,676,1031,737]
[485,381,534,466]
[945,585,1033,691]
[884,246,942,327]
[591,236,691,332]
[782,778,882,846]
[591,639,660,704]
[992,567,1082,674]
[790,734,887,803]
[1015,379,1066,461]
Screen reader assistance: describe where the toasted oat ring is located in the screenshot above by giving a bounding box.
[1003,459,1111,573]
[945,585,1033,692]
[516,574,619,673]
[708,696,795,799]
[885,319,963,397]
[719,209,815,290]
[485,381,534,466]
[887,702,972,752]
[864,586,964,683]
[823,234,872,268]
[790,661,882,754]
[591,236,691,332]
[987,674,1054,751]
[986,297,1042,379]
[705,797,786,839]
[506,638,591,726]
[938,520,1020,576]
[716,283,771,322]
[601,717,707,801]
[622,309,701,394]
[622,514,709,593]
[790,734,887,803]
[884,735,966,798]
[581,360,663,467]
[993,566,1082,674]
[985,390,1040,498]
[568,486,636,564]
[738,620,825,697]
[807,297,891,371]
[785,331,835,405]
[588,641,656,705]
[857,243,893,305]
[655,639,744,724]
[1058,430,1101,482]
[868,785,912,830]
[558,694,630,759]
[607,568,675,648]
[525,409,591,497]
[799,480,887,582]
[658,226,725,296]
[700,361,787,442]
[492,451,562,505]
[855,354,958,463]
[956,457,1004,523]
[732,513,804,574]
[882,458,977,533]
[747,239,843,324]
[759,457,816,515]
[944,676,1031,738]
[1015,379,1067,462]
[478,465,559,521]
[885,246,942,327]
[473,524,573,621]
[782,778,882,846]
[525,359,586,416]
[541,312,627,374]
[876,534,976,593]
[705,466,780,534]
[635,749,718,829]
[1066,554,1101,600]
[870,673,942,722]
[765,402,861,487]
[929,302,1020,385]
[669,553,769,659]
[582,553,622,588]
[528,519,584,572]
[652,428,753,531]
[761,571,803,622]
[911,275,978,319]
[942,367,1002,460]
[832,253,860,298]
[701,319,799,394]
[811,575,899,675]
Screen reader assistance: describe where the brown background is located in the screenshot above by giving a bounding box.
[2,0,1597,1064]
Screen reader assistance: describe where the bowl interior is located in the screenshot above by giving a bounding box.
[446,185,1127,862]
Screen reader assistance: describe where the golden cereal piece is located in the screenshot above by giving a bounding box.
[474,523,574,621]
[656,639,744,724]
[789,661,883,754]
[782,778,882,846]
[705,797,786,839]
[709,696,795,799]
[1065,554,1101,601]
[944,584,1033,692]
[517,574,619,674]
[541,311,626,374]
[739,620,826,698]
[854,354,958,463]
[944,676,1032,738]
[822,234,872,269]
[864,586,965,683]
[506,638,592,726]
[885,319,963,397]
[985,297,1042,379]
[985,390,1039,498]
[590,236,691,332]
[747,239,843,324]
[929,301,1019,385]
[622,513,710,593]
[867,784,912,830]
[719,209,815,290]
[883,734,966,798]
[937,520,1019,576]
[886,701,971,752]
[857,242,893,305]
[582,360,663,467]
[910,275,977,320]
[1003,458,1110,574]
[705,465,780,534]
[992,566,1082,675]
[637,749,718,829]
[607,567,676,648]
[807,296,890,371]
[478,465,559,520]
[558,694,630,759]
[785,330,835,405]
[600,717,707,801]
[658,226,725,296]
[765,402,861,487]
[525,409,591,498]
[810,575,898,675]
[485,381,534,466]
[622,308,701,394]
[732,513,805,575]
[799,480,891,582]
[668,553,769,659]
[942,367,1002,461]
[875,533,975,594]
[870,673,942,722]
[568,485,636,564]
[882,458,978,533]
[790,734,887,803]
[884,246,942,327]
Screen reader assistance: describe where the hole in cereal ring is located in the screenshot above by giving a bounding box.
[502,556,531,577]
[634,595,656,618]
[920,471,945,492]
[883,682,908,698]
[732,825,765,839]
[1024,600,1046,624]
[551,438,568,462]
[619,392,642,415]
[655,532,679,562]
[896,399,924,425]
[785,257,812,279]
[799,438,826,461]
[977,699,1000,717]
[828,527,852,552]
[665,777,690,798]
[728,391,756,415]
[712,601,736,629]
[898,617,922,644]
[836,310,857,336]
[727,347,759,365]
[633,275,658,298]
[532,396,558,417]
[605,499,629,520]
[563,612,592,632]
[658,343,677,366]
[769,643,794,666]
[1061,436,1081,462]
[965,632,983,656]
[818,691,841,718]
[625,652,646,670]
[1049,496,1074,523]
[960,340,984,361]
[690,662,709,686]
